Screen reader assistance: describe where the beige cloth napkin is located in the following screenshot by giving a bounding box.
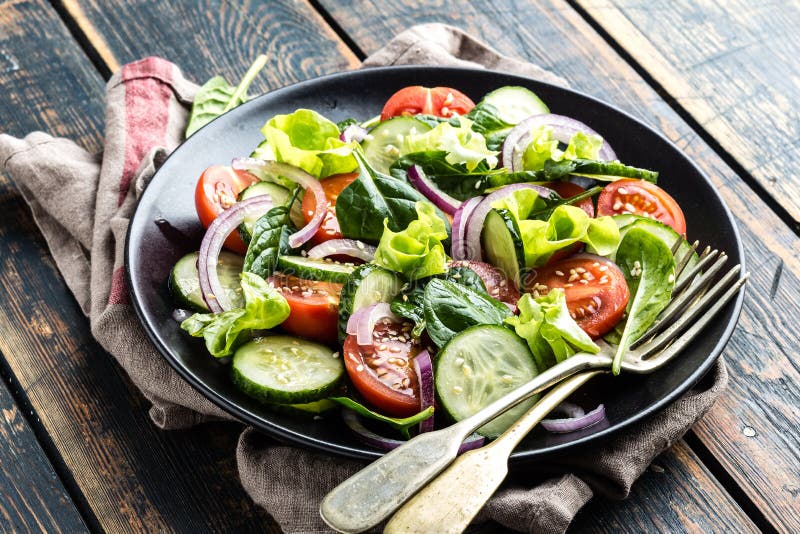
[0,23,726,534]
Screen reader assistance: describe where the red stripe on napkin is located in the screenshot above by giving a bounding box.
[108,266,129,305]
[118,57,174,206]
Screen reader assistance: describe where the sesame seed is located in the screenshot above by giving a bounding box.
[331,352,339,359]
[599,265,608,272]
[579,279,589,285]
[377,368,388,377]
[613,200,623,211]
[377,344,387,351]
[402,378,411,388]
[356,364,364,372]
[555,270,565,276]
[389,346,402,353]
[592,262,600,267]
[569,273,579,282]
[453,386,463,394]
[564,283,574,288]
[576,267,586,274]
[617,187,628,195]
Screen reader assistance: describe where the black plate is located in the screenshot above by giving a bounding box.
[126,66,744,462]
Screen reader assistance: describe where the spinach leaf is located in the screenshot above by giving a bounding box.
[244,204,296,278]
[610,227,676,374]
[185,55,267,138]
[412,114,462,129]
[329,397,434,439]
[336,151,451,242]
[465,102,513,151]
[423,278,513,348]
[336,118,358,131]
[543,158,659,183]
[390,151,504,200]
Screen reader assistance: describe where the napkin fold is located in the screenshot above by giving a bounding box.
[0,23,727,533]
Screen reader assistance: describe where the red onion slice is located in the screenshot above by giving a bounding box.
[346,303,401,348]
[307,239,376,262]
[451,196,483,260]
[541,403,606,433]
[413,350,435,433]
[340,124,369,143]
[231,158,329,248]
[341,410,485,452]
[197,195,275,312]
[501,114,617,171]
[464,184,554,261]
[407,165,462,215]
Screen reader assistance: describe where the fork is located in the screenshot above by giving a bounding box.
[320,244,747,533]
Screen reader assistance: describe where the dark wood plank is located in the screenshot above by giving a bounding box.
[575,0,800,225]
[0,377,87,533]
[316,1,800,530]
[570,441,758,533]
[0,1,279,531]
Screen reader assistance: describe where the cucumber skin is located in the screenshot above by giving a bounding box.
[337,263,403,343]
[168,259,208,312]
[276,256,354,284]
[482,208,526,287]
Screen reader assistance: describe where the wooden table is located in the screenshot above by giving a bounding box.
[0,1,797,532]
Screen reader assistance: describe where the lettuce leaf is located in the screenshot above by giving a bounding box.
[373,201,449,280]
[491,189,620,267]
[181,272,290,357]
[402,118,498,171]
[521,126,603,171]
[261,109,357,178]
[505,290,599,371]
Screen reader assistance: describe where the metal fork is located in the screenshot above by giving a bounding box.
[320,245,747,533]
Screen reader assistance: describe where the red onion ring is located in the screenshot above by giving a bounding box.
[307,239,376,262]
[451,196,483,260]
[501,114,617,171]
[341,410,485,452]
[197,195,275,312]
[413,350,435,433]
[406,165,462,215]
[541,403,606,433]
[345,303,400,348]
[464,184,554,261]
[231,158,329,248]
[340,124,369,143]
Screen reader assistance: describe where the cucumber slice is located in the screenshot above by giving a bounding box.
[337,264,404,342]
[482,208,525,287]
[361,116,432,174]
[276,255,355,283]
[231,336,344,404]
[436,325,539,438]
[237,181,291,243]
[168,251,244,312]
[479,86,549,125]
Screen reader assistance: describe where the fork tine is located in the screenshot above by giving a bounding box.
[636,265,743,359]
[673,240,700,281]
[673,247,718,296]
[631,252,727,348]
[640,273,748,368]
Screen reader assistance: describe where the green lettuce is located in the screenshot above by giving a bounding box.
[491,189,620,267]
[261,109,357,178]
[373,201,449,280]
[505,290,599,371]
[181,272,291,358]
[402,118,498,171]
[522,126,603,171]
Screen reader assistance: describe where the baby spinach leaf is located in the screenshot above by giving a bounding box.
[329,397,434,439]
[466,102,514,150]
[423,278,512,348]
[244,204,296,278]
[336,151,450,242]
[390,151,503,199]
[336,118,358,131]
[611,227,676,374]
[543,158,659,183]
[185,54,267,138]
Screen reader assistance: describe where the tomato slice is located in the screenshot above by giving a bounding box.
[541,181,595,265]
[195,165,259,254]
[343,321,421,417]
[301,172,358,246]
[380,86,475,120]
[597,179,686,235]
[524,254,629,338]
[448,260,520,305]
[268,273,341,345]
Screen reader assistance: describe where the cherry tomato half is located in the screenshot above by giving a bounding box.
[301,172,358,246]
[268,273,342,345]
[542,181,595,265]
[195,165,259,253]
[524,254,629,338]
[380,86,475,120]
[448,260,520,305]
[343,321,421,417]
[597,179,686,235]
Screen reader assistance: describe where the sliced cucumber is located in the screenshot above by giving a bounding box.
[231,336,344,404]
[611,215,698,284]
[436,325,539,438]
[478,86,549,125]
[361,116,432,174]
[237,181,291,243]
[168,251,244,312]
[337,264,404,342]
[276,255,355,283]
[482,208,525,287]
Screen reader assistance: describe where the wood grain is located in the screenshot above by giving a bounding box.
[575,0,800,225]
[315,0,800,530]
[0,1,278,531]
[0,378,87,533]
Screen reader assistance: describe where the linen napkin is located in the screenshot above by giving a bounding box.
[0,23,727,534]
